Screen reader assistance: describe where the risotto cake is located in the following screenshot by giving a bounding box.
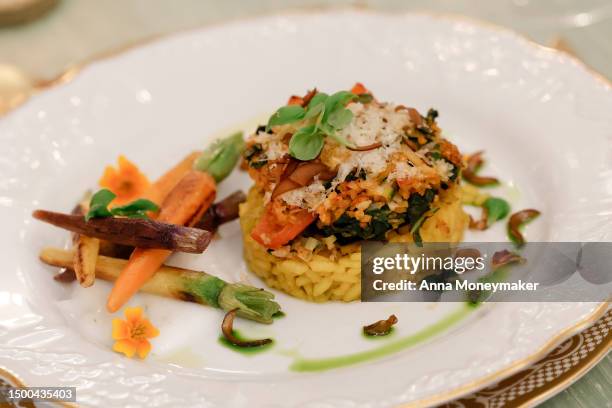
[240,84,468,302]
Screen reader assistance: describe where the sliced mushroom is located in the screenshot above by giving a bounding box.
[407,108,423,127]
[395,105,423,127]
[301,88,318,107]
[508,209,541,247]
[54,268,77,283]
[272,161,336,199]
[271,178,301,200]
[363,314,398,336]
[463,151,499,187]
[454,248,482,260]
[221,309,273,347]
[270,159,300,199]
[469,209,488,231]
[346,142,383,152]
[491,250,526,269]
[289,162,333,187]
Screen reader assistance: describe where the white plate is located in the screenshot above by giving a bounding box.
[1,10,611,408]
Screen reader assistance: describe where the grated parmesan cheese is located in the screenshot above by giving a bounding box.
[433,159,454,182]
[341,103,408,148]
[335,162,354,183]
[330,103,411,177]
[252,131,288,160]
[265,141,288,160]
[280,180,328,209]
[388,161,420,182]
[246,99,456,214]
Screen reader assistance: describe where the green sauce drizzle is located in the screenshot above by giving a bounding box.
[290,304,474,372]
[218,330,274,355]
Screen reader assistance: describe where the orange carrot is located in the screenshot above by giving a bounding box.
[106,170,216,312]
[144,151,201,204]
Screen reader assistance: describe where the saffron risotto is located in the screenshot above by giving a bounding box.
[240,185,467,302]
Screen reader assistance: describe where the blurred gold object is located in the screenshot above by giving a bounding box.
[551,36,578,57]
[0,63,79,116]
[0,0,58,26]
[0,63,34,115]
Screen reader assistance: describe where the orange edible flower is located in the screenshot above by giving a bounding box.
[112,307,159,359]
[99,156,150,206]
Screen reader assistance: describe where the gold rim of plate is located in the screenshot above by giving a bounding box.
[0,6,610,407]
[445,308,611,407]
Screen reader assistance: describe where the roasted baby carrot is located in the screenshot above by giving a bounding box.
[106,170,216,312]
[143,151,201,205]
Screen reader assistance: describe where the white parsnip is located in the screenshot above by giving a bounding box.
[73,236,99,287]
[39,247,281,324]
